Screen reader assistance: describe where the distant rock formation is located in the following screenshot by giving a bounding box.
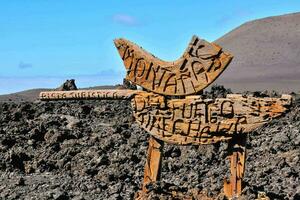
[57,79,78,91]
[116,79,137,90]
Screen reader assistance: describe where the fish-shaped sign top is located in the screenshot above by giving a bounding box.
[114,35,233,96]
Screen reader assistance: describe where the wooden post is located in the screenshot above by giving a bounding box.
[142,136,164,193]
[224,134,247,198]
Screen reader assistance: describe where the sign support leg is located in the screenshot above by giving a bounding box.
[224,134,247,198]
[142,136,164,193]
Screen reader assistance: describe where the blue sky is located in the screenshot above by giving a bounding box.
[0,0,300,94]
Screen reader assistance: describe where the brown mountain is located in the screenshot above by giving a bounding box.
[214,12,300,92]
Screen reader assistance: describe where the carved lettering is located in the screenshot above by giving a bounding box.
[114,36,233,96]
[39,90,138,100]
[132,91,292,145]
[221,100,234,118]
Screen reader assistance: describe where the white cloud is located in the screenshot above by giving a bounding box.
[112,14,139,26]
[18,61,33,69]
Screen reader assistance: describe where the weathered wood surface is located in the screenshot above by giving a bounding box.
[114,36,233,96]
[142,136,164,192]
[132,92,292,145]
[39,89,138,100]
[224,135,247,198]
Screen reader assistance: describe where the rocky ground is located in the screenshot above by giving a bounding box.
[0,89,299,199]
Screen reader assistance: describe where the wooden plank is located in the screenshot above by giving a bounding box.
[224,134,247,198]
[132,92,292,145]
[39,89,138,100]
[40,89,292,146]
[142,136,164,192]
[114,35,233,96]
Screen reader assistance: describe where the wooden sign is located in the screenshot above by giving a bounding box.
[114,36,233,96]
[39,35,293,199]
[39,89,138,100]
[132,92,292,145]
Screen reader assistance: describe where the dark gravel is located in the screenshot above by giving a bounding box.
[0,98,299,199]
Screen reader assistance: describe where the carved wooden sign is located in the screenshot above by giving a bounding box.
[39,35,293,199]
[40,89,137,100]
[114,36,233,96]
[132,92,292,145]
[41,89,292,146]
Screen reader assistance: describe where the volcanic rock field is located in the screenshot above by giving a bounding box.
[0,90,299,199]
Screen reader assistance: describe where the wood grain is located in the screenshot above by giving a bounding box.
[224,135,247,198]
[142,136,164,192]
[132,92,292,145]
[114,35,233,96]
[39,89,138,100]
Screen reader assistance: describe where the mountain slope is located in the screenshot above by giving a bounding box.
[215,12,300,92]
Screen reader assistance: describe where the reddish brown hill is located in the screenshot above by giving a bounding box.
[214,12,300,92]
